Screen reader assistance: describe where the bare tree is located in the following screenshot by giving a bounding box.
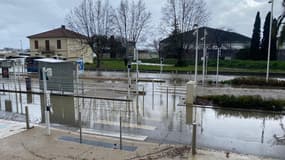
[146,38,162,58]
[161,0,209,66]
[66,0,112,68]
[152,39,161,54]
[113,0,151,58]
[161,0,208,35]
[278,0,285,45]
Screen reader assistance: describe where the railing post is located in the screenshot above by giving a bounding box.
[79,111,82,143]
[192,123,197,155]
[25,106,30,129]
[120,111,122,150]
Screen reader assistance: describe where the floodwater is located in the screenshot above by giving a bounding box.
[0,72,284,159]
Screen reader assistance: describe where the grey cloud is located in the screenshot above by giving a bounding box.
[0,0,283,49]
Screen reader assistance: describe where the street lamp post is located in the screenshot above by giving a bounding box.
[266,0,274,82]
[194,24,199,83]
[135,48,139,94]
[216,48,221,85]
[202,28,207,86]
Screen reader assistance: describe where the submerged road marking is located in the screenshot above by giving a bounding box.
[0,119,26,139]
[81,128,147,141]
[94,120,156,130]
[59,136,137,151]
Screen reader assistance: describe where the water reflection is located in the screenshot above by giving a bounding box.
[0,80,284,159]
[216,109,282,120]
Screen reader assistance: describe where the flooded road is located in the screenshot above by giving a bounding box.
[0,72,284,159]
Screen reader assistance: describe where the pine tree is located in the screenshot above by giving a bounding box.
[261,12,271,60]
[250,12,261,60]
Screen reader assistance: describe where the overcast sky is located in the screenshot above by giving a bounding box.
[0,0,283,49]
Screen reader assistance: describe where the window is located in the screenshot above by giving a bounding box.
[57,40,61,49]
[34,40,38,49]
[45,40,50,51]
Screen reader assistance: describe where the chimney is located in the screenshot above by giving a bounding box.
[61,25,65,29]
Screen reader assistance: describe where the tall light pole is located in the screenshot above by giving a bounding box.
[266,0,274,82]
[216,47,221,85]
[135,48,139,94]
[202,28,207,86]
[194,24,199,82]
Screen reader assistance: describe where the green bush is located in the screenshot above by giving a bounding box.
[223,77,285,87]
[197,95,285,111]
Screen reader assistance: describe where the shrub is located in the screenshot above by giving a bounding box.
[222,77,285,88]
[197,95,285,111]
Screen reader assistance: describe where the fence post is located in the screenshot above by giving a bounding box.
[192,123,197,155]
[120,111,122,150]
[79,111,82,143]
[25,106,30,129]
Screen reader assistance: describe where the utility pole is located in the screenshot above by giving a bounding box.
[266,0,274,82]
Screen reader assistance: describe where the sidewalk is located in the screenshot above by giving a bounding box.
[0,122,278,160]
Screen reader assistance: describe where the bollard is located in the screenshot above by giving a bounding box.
[192,123,197,155]
[79,111,82,143]
[25,106,30,129]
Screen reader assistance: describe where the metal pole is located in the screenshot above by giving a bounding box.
[79,111,82,143]
[174,80,176,95]
[18,76,23,114]
[82,81,84,109]
[152,81,154,109]
[216,48,220,85]
[166,86,168,108]
[202,28,207,86]
[192,122,197,155]
[76,64,80,110]
[128,67,131,98]
[119,111,122,150]
[13,63,19,113]
[160,59,163,77]
[43,67,50,136]
[194,26,199,82]
[25,106,30,129]
[142,86,145,116]
[266,0,274,82]
[205,53,208,80]
[135,49,139,94]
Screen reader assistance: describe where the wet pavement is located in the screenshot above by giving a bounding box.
[0,126,277,160]
[0,71,284,159]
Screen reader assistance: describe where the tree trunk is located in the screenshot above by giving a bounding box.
[96,54,101,69]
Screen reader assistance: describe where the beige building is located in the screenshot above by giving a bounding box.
[27,25,93,63]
